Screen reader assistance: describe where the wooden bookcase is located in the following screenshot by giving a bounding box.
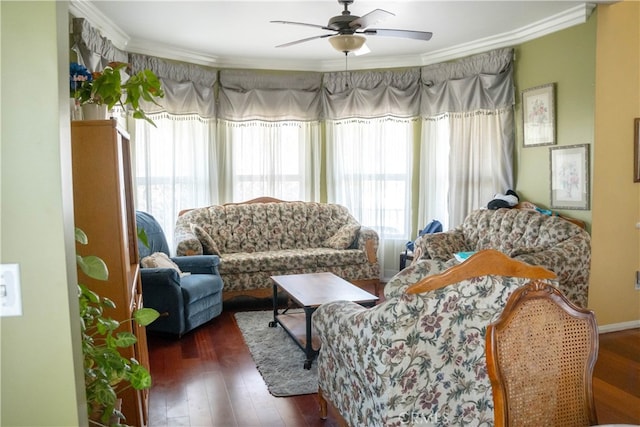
[71,119,149,427]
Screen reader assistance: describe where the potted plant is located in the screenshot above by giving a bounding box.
[70,62,165,126]
[76,228,159,426]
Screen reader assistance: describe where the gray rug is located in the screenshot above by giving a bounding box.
[234,310,318,397]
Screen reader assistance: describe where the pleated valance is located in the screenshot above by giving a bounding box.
[129,54,217,117]
[217,69,323,121]
[71,18,128,72]
[322,68,421,120]
[420,48,514,116]
[71,19,514,121]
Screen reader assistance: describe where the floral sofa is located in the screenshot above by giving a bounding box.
[312,251,559,427]
[412,208,591,308]
[174,198,380,299]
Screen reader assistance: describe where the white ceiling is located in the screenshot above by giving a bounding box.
[70,1,598,72]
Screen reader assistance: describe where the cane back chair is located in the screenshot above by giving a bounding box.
[486,280,599,427]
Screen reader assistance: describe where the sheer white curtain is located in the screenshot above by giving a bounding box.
[419,108,514,229]
[133,114,216,253]
[418,48,515,230]
[326,117,415,279]
[216,120,322,202]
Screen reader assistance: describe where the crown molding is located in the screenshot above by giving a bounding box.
[69,1,596,72]
[69,0,130,50]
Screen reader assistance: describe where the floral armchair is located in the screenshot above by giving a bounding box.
[312,250,558,427]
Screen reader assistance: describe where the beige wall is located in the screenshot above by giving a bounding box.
[590,1,640,327]
[1,1,86,425]
[514,3,640,327]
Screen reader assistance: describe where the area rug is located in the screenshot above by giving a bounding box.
[234,310,318,397]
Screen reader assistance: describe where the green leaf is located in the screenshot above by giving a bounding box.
[137,228,149,249]
[77,255,109,281]
[114,332,138,348]
[75,228,88,245]
[134,308,160,326]
[79,284,100,304]
[97,317,119,334]
[128,363,152,390]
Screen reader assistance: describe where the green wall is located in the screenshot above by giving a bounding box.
[514,11,597,227]
[1,2,85,425]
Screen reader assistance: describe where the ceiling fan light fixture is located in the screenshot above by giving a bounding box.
[329,34,366,54]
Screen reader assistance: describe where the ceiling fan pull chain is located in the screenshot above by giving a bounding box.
[344,52,350,89]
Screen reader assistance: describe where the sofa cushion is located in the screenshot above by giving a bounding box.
[220,250,319,274]
[190,223,221,256]
[324,224,360,249]
[309,247,369,267]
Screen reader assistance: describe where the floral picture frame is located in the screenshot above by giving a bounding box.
[549,144,590,210]
[634,118,640,182]
[522,83,556,147]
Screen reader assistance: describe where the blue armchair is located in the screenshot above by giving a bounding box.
[136,211,224,337]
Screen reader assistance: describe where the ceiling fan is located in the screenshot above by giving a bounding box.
[271,0,433,56]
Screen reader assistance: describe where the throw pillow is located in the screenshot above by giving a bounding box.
[324,224,360,250]
[190,223,221,256]
[141,252,188,277]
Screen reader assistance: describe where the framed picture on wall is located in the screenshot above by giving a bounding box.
[634,118,640,182]
[522,83,556,147]
[549,144,590,210]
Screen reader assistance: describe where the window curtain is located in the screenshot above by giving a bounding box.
[418,48,515,229]
[323,69,420,278]
[134,114,216,253]
[129,56,218,251]
[217,70,323,203]
[71,18,128,72]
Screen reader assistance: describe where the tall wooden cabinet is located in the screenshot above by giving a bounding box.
[71,120,149,427]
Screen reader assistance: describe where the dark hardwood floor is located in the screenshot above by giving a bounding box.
[147,288,640,426]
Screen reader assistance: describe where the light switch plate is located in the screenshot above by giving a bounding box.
[1,264,23,317]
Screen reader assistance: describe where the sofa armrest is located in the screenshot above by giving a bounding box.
[513,234,591,308]
[312,295,446,426]
[414,229,469,261]
[356,226,379,264]
[171,255,221,275]
[383,258,449,299]
[174,225,203,256]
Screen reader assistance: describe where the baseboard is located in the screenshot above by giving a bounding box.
[598,319,640,334]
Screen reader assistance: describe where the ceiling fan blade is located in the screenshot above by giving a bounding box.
[275,33,333,48]
[350,9,394,30]
[270,20,332,31]
[363,28,433,41]
[354,42,371,56]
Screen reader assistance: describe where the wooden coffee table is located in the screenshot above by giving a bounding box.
[269,272,378,369]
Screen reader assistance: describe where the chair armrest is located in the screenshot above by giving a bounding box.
[356,226,379,264]
[139,268,183,311]
[139,268,186,335]
[414,230,469,261]
[171,255,220,275]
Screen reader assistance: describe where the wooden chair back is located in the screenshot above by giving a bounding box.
[406,249,557,294]
[486,280,599,427]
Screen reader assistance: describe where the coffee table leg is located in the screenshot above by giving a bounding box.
[303,306,316,370]
[269,283,278,328]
